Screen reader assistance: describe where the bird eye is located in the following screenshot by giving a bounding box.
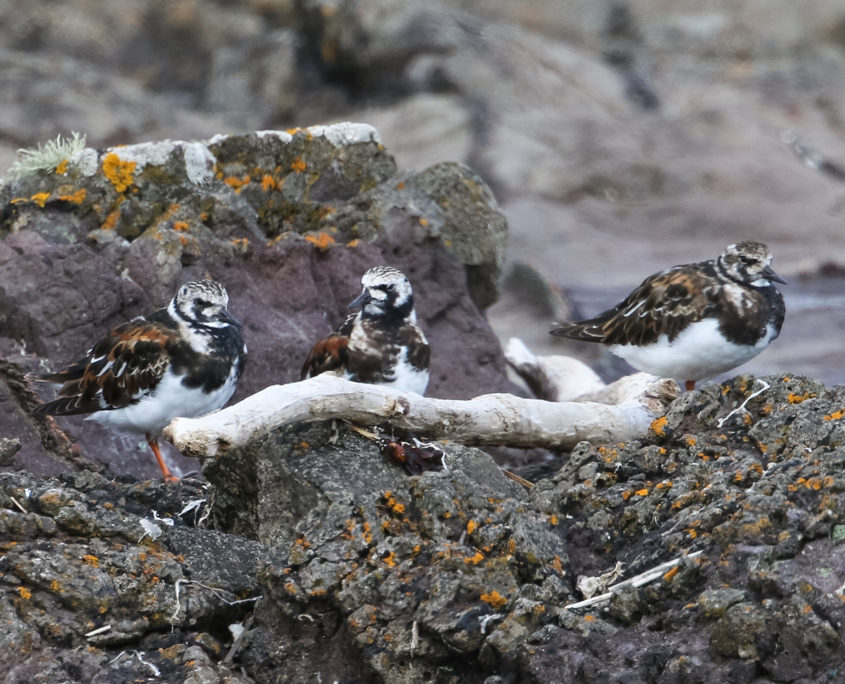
[196,298,211,307]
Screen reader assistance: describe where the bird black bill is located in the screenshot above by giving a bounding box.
[349,289,372,308]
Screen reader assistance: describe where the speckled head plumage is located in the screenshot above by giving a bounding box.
[716,241,786,287]
[352,266,415,320]
[170,280,241,329]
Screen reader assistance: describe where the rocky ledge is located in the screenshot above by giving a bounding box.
[2,129,845,682]
[2,374,845,682]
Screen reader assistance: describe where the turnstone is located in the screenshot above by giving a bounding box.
[301,266,430,394]
[550,241,786,391]
[30,280,246,480]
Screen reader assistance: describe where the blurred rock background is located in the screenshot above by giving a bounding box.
[2,0,845,380]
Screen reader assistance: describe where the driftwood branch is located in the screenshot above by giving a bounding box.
[165,372,678,460]
[505,337,606,401]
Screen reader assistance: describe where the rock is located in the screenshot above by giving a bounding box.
[206,420,566,681]
[6,352,845,680]
[1,126,513,478]
[0,471,263,681]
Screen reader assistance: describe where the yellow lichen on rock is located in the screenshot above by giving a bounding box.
[102,152,137,193]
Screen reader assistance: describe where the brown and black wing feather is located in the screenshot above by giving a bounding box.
[301,314,355,380]
[551,264,720,347]
[32,320,175,415]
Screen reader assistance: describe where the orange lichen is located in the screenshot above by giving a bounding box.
[650,416,668,436]
[548,514,559,525]
[480,590,508,610]
[395,181,405,190]
[50,580,60,592]
[383,491,405,516]
[55,159,69,175]
[419,217,429,227]
[467,520,478,535]
[464,551,485,565]
[346,239,360,248]
[824,410,845,421]
[102,152,136,193]
[383,551,397,567]
[663,565,679,582]
[261,174,277,191]
[17,587,31,599]
[635,488,649,497]
[787,392,815,404]
[290,157,307,173]
[83,555,99,567]
[223,175,251,191]
[57,188,87,204]
[583,614,596,622]
[31,192,50,207]
[173,221,189,232]
[621,490,632,501]
[305,232,336,251]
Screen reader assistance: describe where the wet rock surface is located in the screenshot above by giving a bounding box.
[4,374,845,681]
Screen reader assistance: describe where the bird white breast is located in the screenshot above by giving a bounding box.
[386,352,430,395]
[608,318,778,382]
[338,353,429,395]
[87,364,240,435]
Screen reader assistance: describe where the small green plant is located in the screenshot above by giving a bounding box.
[6,131,87,180]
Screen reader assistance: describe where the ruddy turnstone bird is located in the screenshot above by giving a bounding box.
[301,266,430,394]
[30,280,246,480]
[550,241,786,391]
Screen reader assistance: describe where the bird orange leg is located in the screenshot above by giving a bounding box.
[684,380,696,392]
[146,434,178,482]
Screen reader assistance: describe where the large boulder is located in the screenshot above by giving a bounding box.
[1,125,510,479]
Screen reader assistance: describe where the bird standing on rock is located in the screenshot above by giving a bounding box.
[550,241,786,391]
[302,266,430,395]
[30,280,247,481]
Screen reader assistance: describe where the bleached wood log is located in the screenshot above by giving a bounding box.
[505,337,606,401]
[164,373,679,460]
[505,337,679,407]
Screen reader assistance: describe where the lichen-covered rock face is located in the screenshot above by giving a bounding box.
[5,371,845,680]
[206,421,569,682]
[0,126,511,479]
[0,470,264,682]
[191,375,845,683]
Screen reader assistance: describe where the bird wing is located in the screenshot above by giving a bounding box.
[551,265,720,346]
[300,314,356,380]
[32,319,175,415]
